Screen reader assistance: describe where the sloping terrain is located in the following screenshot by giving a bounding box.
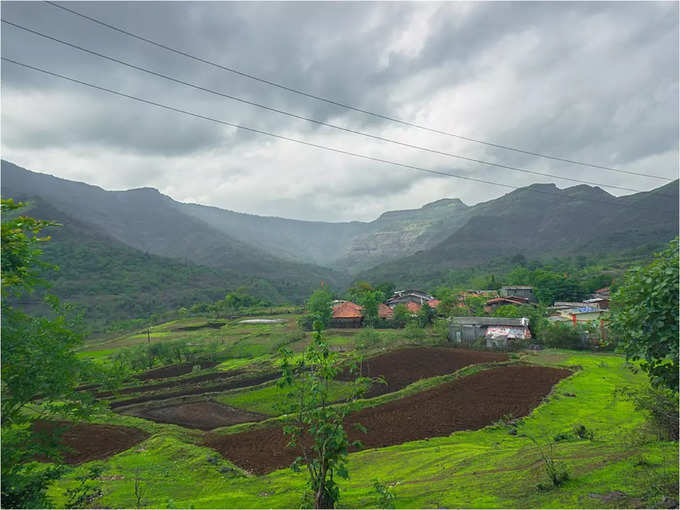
[360,181,679,285]
[1,161,349,307]
[205,365,571,474]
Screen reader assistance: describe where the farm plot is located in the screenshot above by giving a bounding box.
[343,347,509,397]
[134,361,220,381]
[204,365,571,474]
[122,401,269,430]
[33,421,149,465]
[109,372,280,409]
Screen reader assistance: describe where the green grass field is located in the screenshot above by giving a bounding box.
[45,319,678,508]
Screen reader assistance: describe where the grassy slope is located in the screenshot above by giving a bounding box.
[47,350,678,508]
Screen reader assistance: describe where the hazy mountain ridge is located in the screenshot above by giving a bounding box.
[359,180,679,285]
[3,160,677,298]
[180,195,472,272]
[1,161,349,301]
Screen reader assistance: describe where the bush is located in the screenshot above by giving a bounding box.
[355,328,381,350]
[297,315,315,331]
[617,384,679,440]
[403,321,426,342]
[538,322,586,350]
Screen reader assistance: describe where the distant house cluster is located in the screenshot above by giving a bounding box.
[330,289,439,328]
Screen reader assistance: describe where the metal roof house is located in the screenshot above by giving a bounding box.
[499,286,536,303]
[449,316,531,349]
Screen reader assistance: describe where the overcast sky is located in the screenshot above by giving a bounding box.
[2,1,678,222]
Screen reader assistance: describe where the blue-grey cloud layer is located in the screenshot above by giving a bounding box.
[2,1,678,221]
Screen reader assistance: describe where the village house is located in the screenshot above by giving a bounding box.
[449,316,531,350]
[499,285,536,302]
[330,301,363,328]
[386,289,434,307]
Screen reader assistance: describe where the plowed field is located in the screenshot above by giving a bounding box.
[122,401,269,430]
[205,365,571,474]
[32,421,149,464]
[343,347,509,397]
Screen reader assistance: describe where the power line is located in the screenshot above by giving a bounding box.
[1,19,659,196]
[3,56,675,212]
[43,0,672,182]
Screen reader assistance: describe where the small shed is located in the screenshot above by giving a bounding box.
[449,317,531,349]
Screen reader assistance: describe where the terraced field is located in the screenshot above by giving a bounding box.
[34,317,678,508]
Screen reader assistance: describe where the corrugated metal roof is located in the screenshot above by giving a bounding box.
[451,317,529,326]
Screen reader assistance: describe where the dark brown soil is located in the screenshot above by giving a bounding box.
[204,365,571,474]
[342,347,509,397]
[110,372,280,409]
[122,401,269,430]
[135,361,219,381]
[32,421,149,465]
[98,369,246,398]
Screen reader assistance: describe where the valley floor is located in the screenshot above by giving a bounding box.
[42,317,678,508]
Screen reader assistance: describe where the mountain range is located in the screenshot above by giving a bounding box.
[2,160,677,323]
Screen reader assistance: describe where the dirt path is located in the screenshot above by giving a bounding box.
[204,365,571,474]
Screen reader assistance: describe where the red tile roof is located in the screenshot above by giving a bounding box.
[378,303,393,319]
[406,302,421,313]
[427,299,441,308]
[332,301,363,319]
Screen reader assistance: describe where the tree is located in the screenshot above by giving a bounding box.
[491,304,524,318]
[1,199,99,507]
[354,290,384,328]
[610,239,679,392]
[392,304,409,328]
[417,302,435,327]
[307,288,334,328]
[278,320,370,508]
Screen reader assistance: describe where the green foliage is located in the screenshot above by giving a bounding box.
[433,319,450,344]
[529,437,569,489]
[355,328,382,351]
[403,321,426,342]
[617,384,679,441]
[306,288,334,328]
[1,198,58,292]
[64,465,103,508]
[0,200,99,508]
[610,239,679,392]
[348,283,385,328]
[372,480,396,509]
[538,322,585,350]
[278,321,371,508]
[416,302,436,327]
[1,424,66,508]
[391,304,409,328]
[491,304,524,318]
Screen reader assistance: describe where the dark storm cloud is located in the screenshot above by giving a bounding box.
[1,1,677,221]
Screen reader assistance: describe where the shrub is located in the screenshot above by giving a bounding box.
[372,480,396,509]
[538,322,585,350]
[297,315,315,331]
[433,319,450,344]
[403,321,426,342]
[617,384,679,440]
[355,328,381,350]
